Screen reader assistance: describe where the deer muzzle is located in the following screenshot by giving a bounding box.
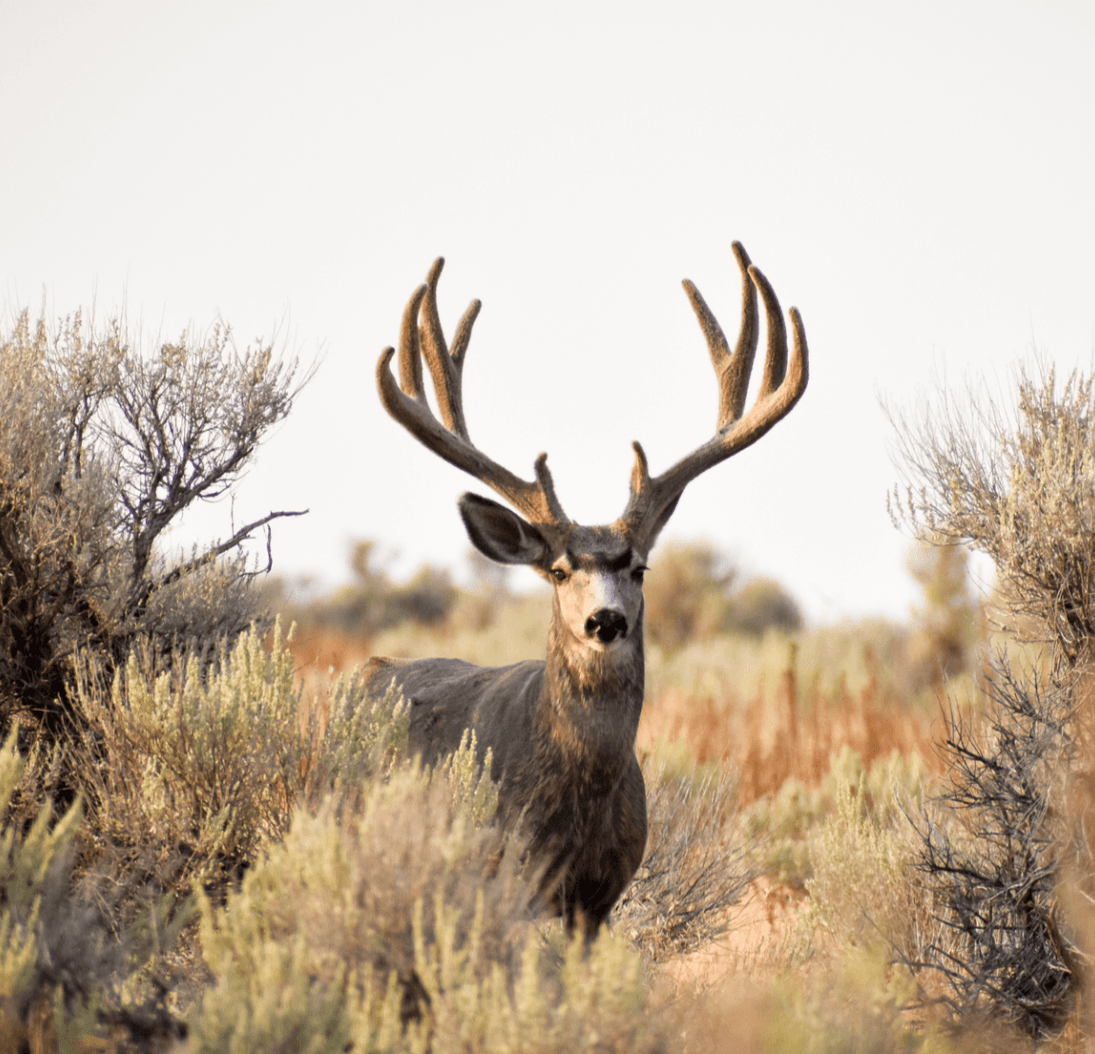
[585,609,628,643]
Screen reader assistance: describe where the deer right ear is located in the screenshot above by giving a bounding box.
[458,493,549,566]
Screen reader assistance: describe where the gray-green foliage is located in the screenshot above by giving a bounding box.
[802,750,930,954]
[0,728,82,1002]
[890,363,1095,666]
[745,745,928,893]
[0,727,115,1047]
[189,738,666,1054]
[70,621,409,893]
[0,307,305,741]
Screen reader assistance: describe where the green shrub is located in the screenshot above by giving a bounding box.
[727,576,804,637]
[745,746,929,893]
[69,622,409,899]
[189,740,666,1054]
[0,308,306,746]
[803,750,931,955]
[0,727,180,1051]
[0,728,83,1009]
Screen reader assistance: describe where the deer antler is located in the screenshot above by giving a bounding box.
[620,242,809,547]
[376,258,572,538]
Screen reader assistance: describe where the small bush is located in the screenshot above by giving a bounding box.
[891,361,1095,1035]
[0,308,306,746]
[904,539,980,693]
[890,362,1095,668]
[0,728,188,1050]
[644,540,738,651]
[0,728,84,1020]
[727,576,804,637]
[68,622,409,902]
[744,745,929,894]
[803,750,932,957]
[644,540,803,651]
[281,539,459,641]
[615,760,754,962]
[189,741,667,1054]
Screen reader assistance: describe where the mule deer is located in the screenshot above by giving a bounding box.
[365,243,808,936]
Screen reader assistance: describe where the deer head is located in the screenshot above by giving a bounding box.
[375,244,808,657]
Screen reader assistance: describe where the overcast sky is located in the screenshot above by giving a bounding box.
[3,1,1093,623]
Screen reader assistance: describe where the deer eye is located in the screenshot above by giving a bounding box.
[632,566,649,583]
[551,567,568,583]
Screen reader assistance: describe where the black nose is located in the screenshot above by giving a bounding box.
[585,609,627,643]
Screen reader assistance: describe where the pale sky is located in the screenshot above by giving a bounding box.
[2,1,1093,623]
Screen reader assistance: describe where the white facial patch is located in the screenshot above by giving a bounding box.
[586,570,626,616]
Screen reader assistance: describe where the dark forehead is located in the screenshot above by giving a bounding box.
[562,525,637,571]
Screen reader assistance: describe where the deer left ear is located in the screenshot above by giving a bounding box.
[458,493,549,566]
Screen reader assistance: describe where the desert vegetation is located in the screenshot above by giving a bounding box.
[4,303,1095,1051]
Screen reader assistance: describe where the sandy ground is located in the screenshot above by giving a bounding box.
[666,880,805,989]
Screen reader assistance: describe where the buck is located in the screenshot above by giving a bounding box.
[365,242,808,936]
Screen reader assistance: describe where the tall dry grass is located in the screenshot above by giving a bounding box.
[640,619,963,808]
[638,644,947,805]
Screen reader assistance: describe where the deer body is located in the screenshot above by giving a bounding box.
[369,244,809,936]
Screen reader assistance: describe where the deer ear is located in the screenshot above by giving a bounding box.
[458,493,549,565]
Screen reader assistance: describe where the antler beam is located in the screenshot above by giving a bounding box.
[376,258,571,534]
[621,242,809,546]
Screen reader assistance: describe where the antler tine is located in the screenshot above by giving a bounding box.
[751,263,788,401]
[417,257,481,440]
[622,244,808,547]
[682,240,759,430]
[397,283,428,402]
[377,260,570,535]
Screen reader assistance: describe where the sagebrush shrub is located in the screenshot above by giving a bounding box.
[0,728,172,1050]
[0,308,306,744]
[803,749,931,957]
[68,622,409,900]
[904,653,1075,1035]
[891,363,1095,667]
[891,362,1095,1035]
[616,760,753,962]
[189,741,667,1054]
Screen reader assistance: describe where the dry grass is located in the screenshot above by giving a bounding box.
[639,645,947,805]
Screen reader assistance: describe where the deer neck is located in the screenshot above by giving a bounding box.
[540,596,645,783]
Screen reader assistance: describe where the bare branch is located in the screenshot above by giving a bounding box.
[138,508,308,606]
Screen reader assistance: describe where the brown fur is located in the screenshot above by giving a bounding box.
[366,524,650,935]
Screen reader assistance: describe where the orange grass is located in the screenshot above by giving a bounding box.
[638,653,947,804]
